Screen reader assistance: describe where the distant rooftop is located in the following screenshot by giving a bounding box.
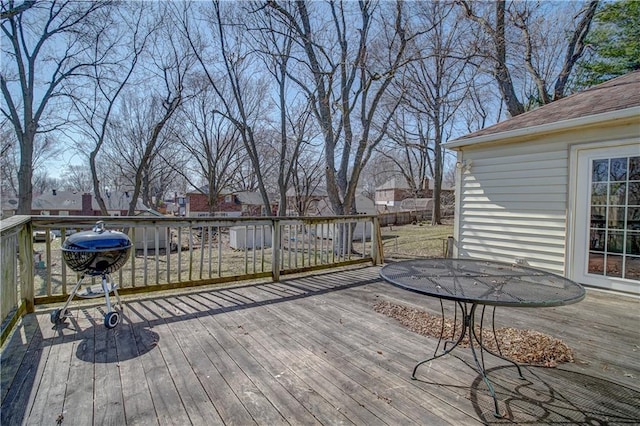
[376,177,410,191]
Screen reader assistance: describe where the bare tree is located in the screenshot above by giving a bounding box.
[175,1,276,216]
[267,0,413,219]
[68,3,154,214]
[31,169,54,196]
[173,84,245,214]
[1,116,61,198]
[401,1,474,224]
[126,30,194,215]
[143,136,184,211]
[379,110,433,196]
[245,2,318,216]
[0,0,35,20]
[1,0,112,214]
[457,0,598,116]
[359,152,401,203]
[59,164,93,192]
[289,144,325,216]
[1,119,18,197]
[102,21,195,215]
[105,89,187,214]
[457,76,496,133]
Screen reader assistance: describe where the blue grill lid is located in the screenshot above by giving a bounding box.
[61,221,132,253]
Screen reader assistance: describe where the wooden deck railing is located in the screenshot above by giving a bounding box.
[1,214,382,345]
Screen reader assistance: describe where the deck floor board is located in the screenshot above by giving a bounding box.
[2,265,639,425]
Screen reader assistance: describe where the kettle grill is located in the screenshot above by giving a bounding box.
[50,221,132,328]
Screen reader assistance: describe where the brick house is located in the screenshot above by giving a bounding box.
[375,177,432,208]
[186,190,277,217]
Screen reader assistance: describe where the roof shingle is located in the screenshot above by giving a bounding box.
[454,71,640,141]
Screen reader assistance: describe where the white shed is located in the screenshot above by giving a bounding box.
[445,71,640,295]
[134,210,169,251]
[316,195,376,240]
[229,225,272,250]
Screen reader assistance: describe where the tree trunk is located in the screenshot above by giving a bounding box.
[431,135,443,226]
[16,128,34,215]
[494,1,525,117]
[89,149,108,215]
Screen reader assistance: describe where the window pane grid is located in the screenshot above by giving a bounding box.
[588,156,640,281]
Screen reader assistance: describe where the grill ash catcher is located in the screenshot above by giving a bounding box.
[51,221,132,329]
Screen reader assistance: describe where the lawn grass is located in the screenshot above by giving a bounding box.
[379,220,454,259]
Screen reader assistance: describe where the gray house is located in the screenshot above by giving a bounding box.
[31,190,146,216]
[445,71,640,294]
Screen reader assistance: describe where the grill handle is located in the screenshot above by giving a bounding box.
[93,221,106,234]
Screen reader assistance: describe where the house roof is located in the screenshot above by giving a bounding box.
[285,187,327,197]
[32,191,85,211]
[235,191,264,205]
[31,191,146,212]
[446,71,640,149]
[316,194,376,215]
[376,177,410,191]
[2,197,18,211]
[375,177,453,192]
[102,192,146,211]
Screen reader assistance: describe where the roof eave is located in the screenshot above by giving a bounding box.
[445,106,640,150]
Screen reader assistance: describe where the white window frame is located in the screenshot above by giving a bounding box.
[569,139,640,293]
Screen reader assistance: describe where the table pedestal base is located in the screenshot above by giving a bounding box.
[411,301,526,418]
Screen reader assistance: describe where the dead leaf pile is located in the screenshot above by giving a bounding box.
[374,301,574,367]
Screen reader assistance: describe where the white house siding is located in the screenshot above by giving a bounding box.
[456,138,571,274]
[456,120,584,274]
[454,121,640,277]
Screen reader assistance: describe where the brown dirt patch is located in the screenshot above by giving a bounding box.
[374,300,574,367]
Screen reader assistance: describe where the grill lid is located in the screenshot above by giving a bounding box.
[62,221,132,253]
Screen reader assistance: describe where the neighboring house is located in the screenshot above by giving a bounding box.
[186,189,277,217]
[101,190,147,215]
[31,190,146,216]
[375,177,414,207]
[285,187,327,216]
[236,191,278,216]
[445,71,640,294]
[316,194,377,216]
[375,177,453,208]
[186,190,242,218]
[1,197,18,219]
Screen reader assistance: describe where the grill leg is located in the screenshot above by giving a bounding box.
[60,275,86,314]
[102,275,113,313]
[51,275,86,324]
[101,274,122,329]
[107,274,123,310]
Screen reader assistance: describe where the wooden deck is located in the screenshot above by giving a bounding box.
[2,265,639,425]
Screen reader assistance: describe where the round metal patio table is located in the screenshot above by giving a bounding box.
[379,258,586,418]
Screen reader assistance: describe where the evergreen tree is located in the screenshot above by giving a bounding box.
[576,0,640,87]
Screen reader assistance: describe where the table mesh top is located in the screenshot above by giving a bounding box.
[380,258,585,307]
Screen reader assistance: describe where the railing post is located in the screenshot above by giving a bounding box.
[446,235,454,258]
[272,218,281,282]
[372,216,383,266]
[18,220,35,313]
